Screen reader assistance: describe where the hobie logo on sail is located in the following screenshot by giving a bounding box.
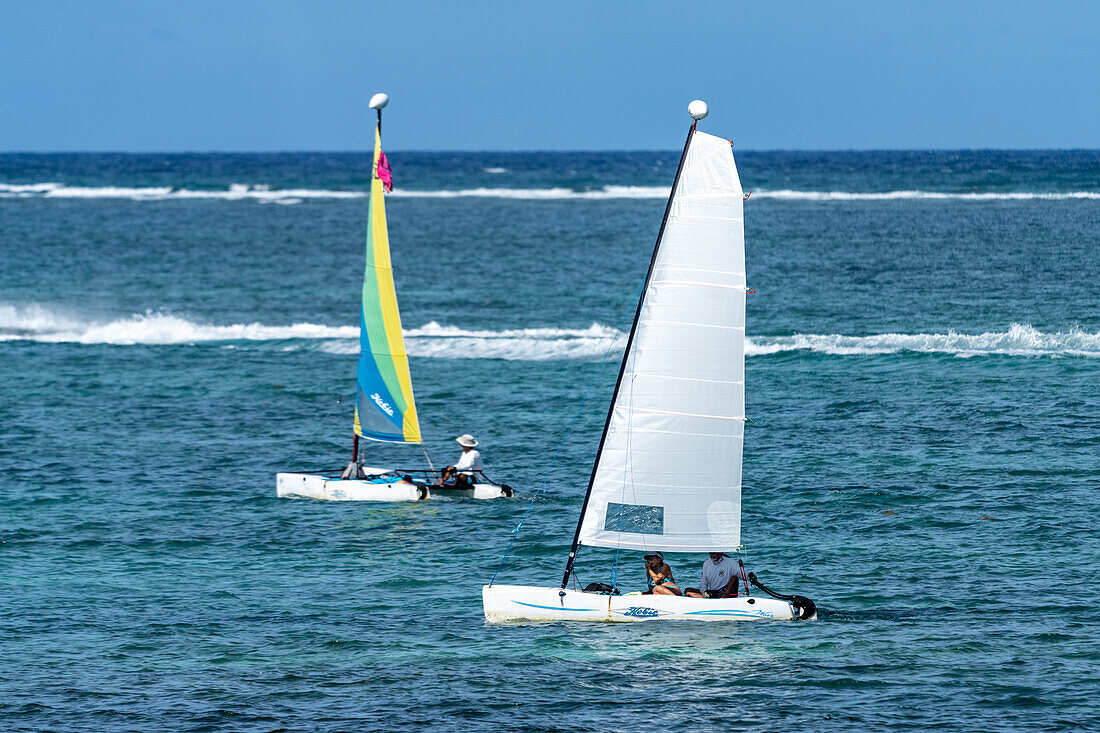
[371,392,394,416]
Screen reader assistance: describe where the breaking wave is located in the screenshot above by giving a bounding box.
[0,305,623,360]
[0,182,666,202]
[374,322,622,360]
[389,185,669,200]
[0,305,356,344]
[746,324,1100,357]
[4,181,1100,202]
[0,182,366,203]
[2,306,1096,359]
[751,189,1100,201]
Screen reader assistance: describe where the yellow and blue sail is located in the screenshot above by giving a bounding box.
[353,125,422,444]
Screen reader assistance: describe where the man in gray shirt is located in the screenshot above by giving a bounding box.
[684,552,740,598]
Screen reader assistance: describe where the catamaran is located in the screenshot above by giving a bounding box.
[483,101,816,620]
[277,94,513,502]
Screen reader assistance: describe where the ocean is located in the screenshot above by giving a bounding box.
[2,149,1098,731]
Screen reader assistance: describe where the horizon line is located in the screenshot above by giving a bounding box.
[3,147,1100,156]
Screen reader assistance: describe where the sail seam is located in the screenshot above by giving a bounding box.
[651,265,745,277]
[599,426,744,437]
[619,406,747,421]
[648,280,749,291]
[642,319,745,331]
[664,212,743,221]
[627,372,744,385]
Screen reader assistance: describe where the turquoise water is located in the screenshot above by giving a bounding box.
[2,151,1099,730]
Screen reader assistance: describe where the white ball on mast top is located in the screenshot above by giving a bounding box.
[369,93,390,110]
[688,99,708,120]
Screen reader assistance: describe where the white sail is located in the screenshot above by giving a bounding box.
[578,131,745,552]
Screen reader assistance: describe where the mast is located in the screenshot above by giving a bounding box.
[560,109,704,589]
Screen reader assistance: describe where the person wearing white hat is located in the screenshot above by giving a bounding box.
[436,434,485,487]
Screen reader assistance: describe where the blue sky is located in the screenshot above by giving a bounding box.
[2,1,1098,151]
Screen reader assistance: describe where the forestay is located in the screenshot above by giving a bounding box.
[578,131,745,551]
[353,125,422,444]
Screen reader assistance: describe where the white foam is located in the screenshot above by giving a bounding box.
[408,321,623,360]
[0,305,624,359]
[4,181,1099,202]
[321,322,625,360]
[0,181,669,201]
[0,304,356,344]
[751,189,1100,201]
[746,323,1100,357]
[388,185,670,200]
[0,182,62,194]
[0,182,367,202]
[2,306,1096,360]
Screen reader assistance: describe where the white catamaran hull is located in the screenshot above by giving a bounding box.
[276,473,423,501]
[482,584,811,622]
[431,485,511,500]
[276,470,510,501]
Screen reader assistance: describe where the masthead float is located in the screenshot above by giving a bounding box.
[482,100,816,620]
[276,93,514,502]
[369,92,390,110]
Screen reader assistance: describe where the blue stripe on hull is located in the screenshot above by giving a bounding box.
[683,609,771,618]
[512,600,600,613]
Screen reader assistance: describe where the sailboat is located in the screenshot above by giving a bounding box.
[482,101,816,620]
[277,93,513,502]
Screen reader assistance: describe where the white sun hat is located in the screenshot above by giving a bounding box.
[456,434,478,448]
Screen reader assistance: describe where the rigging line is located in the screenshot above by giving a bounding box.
[737,551,751,599]
[488,277,646,588]
[420,445,435,472]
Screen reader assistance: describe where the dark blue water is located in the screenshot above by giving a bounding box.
[2,151,1099,731]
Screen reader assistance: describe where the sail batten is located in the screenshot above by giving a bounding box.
[577,130,745,552]
[354,124,422,444]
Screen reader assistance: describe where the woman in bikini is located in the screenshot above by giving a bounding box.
[643,552,682,596]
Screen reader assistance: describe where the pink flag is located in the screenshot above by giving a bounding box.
[376,150,393,192]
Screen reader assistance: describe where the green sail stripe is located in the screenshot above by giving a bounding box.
[360,196,408,415]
